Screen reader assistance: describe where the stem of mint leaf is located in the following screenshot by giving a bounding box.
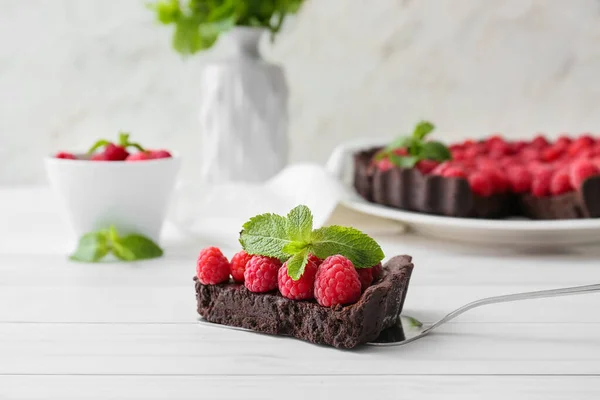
[239,205,385,281]
[69,226,163,263]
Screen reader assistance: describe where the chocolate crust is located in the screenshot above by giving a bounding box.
[195,255,414,349]
[354,147,600,219]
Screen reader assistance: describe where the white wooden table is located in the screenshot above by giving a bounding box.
[2,187,600,399]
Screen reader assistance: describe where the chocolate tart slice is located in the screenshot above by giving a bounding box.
[354,147,600,220]
[195,255,414,349]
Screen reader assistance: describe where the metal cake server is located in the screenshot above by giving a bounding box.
[197,283,600,347]
[370,283,600,346]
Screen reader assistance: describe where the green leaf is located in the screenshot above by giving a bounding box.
[87,139,110,154]
[286,205,313,242]
[282,240,308,255]
[308,225,384,269]
[412,121,435,141]
[286,248,309,281]
[148,0,305,55]
[401,315,423,328]
[389,154,419,169]
[112,241,136,261]
[419,141,452,162]
[383,136,416,154]
[69,232,109,263]
[239,213,292,260]
[115,235,164,261]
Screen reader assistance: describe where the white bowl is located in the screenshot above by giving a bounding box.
[45,154,181,246]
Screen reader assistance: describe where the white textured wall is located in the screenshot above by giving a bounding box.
[2,0,600,184]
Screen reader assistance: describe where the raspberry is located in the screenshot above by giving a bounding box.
[103,143,130,161]
[465,145,485,159]
[91,153,110,161]
[307,253,323,266]
[479,167,509,193]
[357,268,373,292]
[230,250,253,282]
[451,149,466,161]
[468,172,493,196]
[550,168,573,195]
[568,136,595,157]
[196,247,230,285]
[531,169,553,197]
[393,148,409,156]
[569,159,599,189]
[485,135,505,147]
[431,161,451,176]
[244,255,281,293]
[150,149,172,159]
[278,259,318,300]
[416,159,439,175]
[519,147,541,162]
[371,262,383,280]
[555,135,572,148]
[531,134,550,149]
[511,140,527,153]
[376,158,394,172]
[506,166,532,193]
[441,166,467,178]
[55,152,76,160]
[126,151,153,161]
[449,144,464,152]
[314,255,361,307]
[541,146,564,162]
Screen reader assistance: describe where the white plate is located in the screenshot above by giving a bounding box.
[326,139,600,246]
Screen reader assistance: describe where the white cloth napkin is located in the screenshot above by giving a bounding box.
[169,163,353,248]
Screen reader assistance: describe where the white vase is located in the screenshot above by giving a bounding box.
[197,27,289,184]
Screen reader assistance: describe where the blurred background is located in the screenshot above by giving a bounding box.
[2,0,600,185]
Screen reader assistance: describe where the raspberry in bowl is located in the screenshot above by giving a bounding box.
[45,132,181,247]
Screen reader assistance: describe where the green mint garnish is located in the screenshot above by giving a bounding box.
[239,205,385,281]
[70,226,163,263]
[375,120,451,168]
[87,131,146,154]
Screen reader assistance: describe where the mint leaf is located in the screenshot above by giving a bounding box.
[412,121,435,141]
[383,136,416,154]
[239,213,291,260]
[286,205,313,242]
[308,226,384,268]
[112,241,136,261]
[115,235,163,261]
[286,248,309,281]
[419,141,451,162]
[282,240,308,255]
[389,154,419,169]
[70,232,109,262]
[69,228,163,263]
[401,315,424,328]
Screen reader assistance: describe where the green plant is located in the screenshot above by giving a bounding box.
[148,0,305,55]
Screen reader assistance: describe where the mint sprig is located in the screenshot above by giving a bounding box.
[87,131,145,154]
[375,120,451,168]
[239,205,385,280]
[70,226,163,263]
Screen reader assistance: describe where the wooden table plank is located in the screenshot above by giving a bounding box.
[2,322,600,375]
[2,376,600,400]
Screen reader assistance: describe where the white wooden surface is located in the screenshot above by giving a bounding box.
[2,187,600,399]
